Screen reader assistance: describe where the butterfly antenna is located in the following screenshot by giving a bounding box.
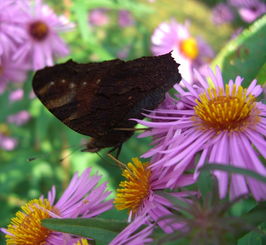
[59,146,83,163]
[107,153,134,176]
[107,153,127,170]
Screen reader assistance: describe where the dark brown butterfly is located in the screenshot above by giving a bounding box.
[32,52,181,152]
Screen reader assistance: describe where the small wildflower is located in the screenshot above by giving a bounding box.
[89,8,109,26]
[0,54,28,93]
[229,0,266,23]
[9,89,24,102]
[118,10,134,27]
[7,111,31,126]
[212,3,235,25]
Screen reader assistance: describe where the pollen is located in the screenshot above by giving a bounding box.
[5,199,54,245]
[180,37,199,60]
[193,84,260,132]
[75,238,91,245]
[114,158,151,215]
[29,20,49,41]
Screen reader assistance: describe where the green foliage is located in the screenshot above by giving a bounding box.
[42,217,127,245]
[213,15,266,86]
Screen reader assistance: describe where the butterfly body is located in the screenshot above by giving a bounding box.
[32,52,181,152]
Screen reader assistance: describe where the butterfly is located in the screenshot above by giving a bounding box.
[32,52,181,152]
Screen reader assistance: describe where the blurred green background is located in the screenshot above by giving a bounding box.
[1,0,265,244]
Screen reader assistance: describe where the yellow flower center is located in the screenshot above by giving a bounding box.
[193,84,260,132]
[75,238,91,245]
[114,158,151,215]
[180,37,199,60]
[29,21,49,41]
[5,199,55,245]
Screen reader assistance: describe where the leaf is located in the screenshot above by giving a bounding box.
[42,217,127,244]
[212,15,266,86]
[201,164,266,183]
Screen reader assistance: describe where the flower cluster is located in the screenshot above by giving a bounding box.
[212,0,266,25]
[88,8,134,27]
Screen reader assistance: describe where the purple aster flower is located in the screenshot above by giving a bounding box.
[114,158,195,233]
[151,20,214,84]
[0,0,26,56]
[13,0,72,70]
[1,168,113,244]
[89,8,109,26]
[229,0,266,23]
[7,110,31,125]
[0,133,17,151]
[212,3,235,25]
[137,66,266,201]
[118,10,134,27]
[0,53,28,93]
[8,89,24,102]
[109,216,154,245]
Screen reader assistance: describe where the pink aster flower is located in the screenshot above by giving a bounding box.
[7,110,31,125]
[89,8,109,26]
[0,0,26,56]
[137,66,266,201]
[151,20,214,84]
[0,53,28,93]
[114,158,195,233]
[109,216,154,245]
[13,0,72,70]
[229,0,266,23]
[212,3,235,25]
[118,10,134,27]
[8,89,24,102]
[1,168,113,244]
[0,133,17,151]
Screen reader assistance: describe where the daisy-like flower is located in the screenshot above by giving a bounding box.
[118,10,134,27]
[229,0,266,23]
[151,20,214,84]
[212,3,235,25]
[114,158,195,233]
[0,133,17,151]
[137,66,266,201]
[1,168,113,244]
[88,8,109,26]
[13,0,73,70]
[0,53,28,93]
[0,0,26,56]
[8,89,24,102]
[8,110,31,126]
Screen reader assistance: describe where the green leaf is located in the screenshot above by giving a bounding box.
[212,15,266,86]
[201,164,266,183]
[42,217,127,244]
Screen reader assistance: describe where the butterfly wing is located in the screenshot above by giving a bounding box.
[32,52,180,145]
[32,59,123,138]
